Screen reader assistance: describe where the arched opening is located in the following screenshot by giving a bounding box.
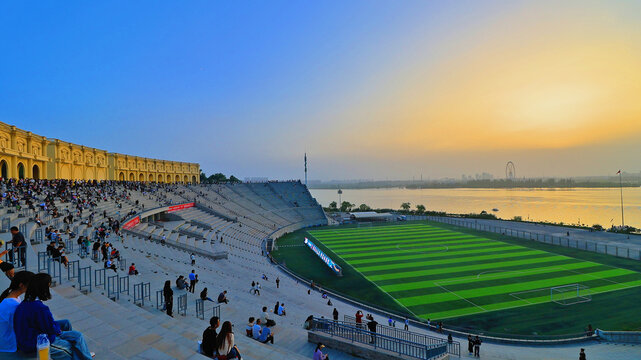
[175,175,180,183]
[0,160,7,179]
[32,165,40,180]
[129,173,135,181]
[119,172,125,181]
[192,175,197,183]
[17,163,25,179]
[184,175,188,183]
[139,173,144,182]
[148,174,154,182]
[158,174,163,183]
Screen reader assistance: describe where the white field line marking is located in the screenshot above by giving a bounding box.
[305,231,420,319]
[433,282,488,312]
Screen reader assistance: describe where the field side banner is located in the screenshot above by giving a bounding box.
[123,216,140,230]
[304,237,342,276]
[168,202,195,212]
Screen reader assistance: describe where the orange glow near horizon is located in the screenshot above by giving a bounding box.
[327,3,641,156]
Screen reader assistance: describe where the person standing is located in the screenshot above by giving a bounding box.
[473,336,481,357]
[332,308,338,322]
[9,227,26,267]
[367,315,378,344]
[164,280,174,317]
[467,334,473,355]
[404,318,409,331]
[355,310,364,328]
[190,253,196,266]
[579,348,587,360]
[188,270,197,293]
[275,277,280,289]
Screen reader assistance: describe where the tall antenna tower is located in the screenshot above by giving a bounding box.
[304,153,307,186]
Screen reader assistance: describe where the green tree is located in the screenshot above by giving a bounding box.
[200,171,208,183]
[340,201,355,212]
[400,202,411,211]
[416,204,426,214]
[358,203,371,212]
[208,173,228,183]
[328,201,338,211]
[229,175,241,183]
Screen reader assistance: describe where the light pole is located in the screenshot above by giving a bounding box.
[338,189,342,211]
[618,170,625,227]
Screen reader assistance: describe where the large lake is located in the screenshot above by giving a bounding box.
[310,187,641,228]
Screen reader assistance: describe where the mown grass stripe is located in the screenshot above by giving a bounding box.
[397,268,635,306]
[380,262,601,292]
[418,279,641,319]
[346,245,524,264]
[330,236,487,251]
[355,249,545,272]
[340,243,521,260]
[367,255,576,281]
[337,240,515,256]
[321,234,470,247]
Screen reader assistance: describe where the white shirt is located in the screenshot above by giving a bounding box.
[0,298,21,352]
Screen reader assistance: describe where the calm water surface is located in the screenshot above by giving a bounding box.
[310,187,641,228]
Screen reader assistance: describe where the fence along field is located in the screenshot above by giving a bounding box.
[306,223,641,320]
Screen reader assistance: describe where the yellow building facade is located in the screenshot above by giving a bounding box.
[0,121,199,183]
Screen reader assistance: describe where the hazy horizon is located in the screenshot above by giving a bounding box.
[2,1,640,181]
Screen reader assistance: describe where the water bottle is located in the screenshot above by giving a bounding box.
[37,334,50,360]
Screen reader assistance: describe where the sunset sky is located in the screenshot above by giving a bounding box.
[1,1,640,180]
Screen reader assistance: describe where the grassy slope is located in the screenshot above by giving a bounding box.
[272,229,411,315]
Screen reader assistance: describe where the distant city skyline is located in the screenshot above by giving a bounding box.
[2,1,640,181]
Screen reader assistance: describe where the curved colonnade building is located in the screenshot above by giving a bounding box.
[0,121,199,183]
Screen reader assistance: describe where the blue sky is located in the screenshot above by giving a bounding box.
[1,1,640,180]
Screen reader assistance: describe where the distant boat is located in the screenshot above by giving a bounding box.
[492,208,499,212]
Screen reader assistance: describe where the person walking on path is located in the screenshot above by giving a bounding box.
[190,253,196,266]
[276,277,280,289]
[404,318,409,331]
[188,270,197,293]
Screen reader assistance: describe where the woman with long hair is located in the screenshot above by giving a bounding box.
[313,343,329,360]
[13,273,95,359]
[216,321,241,359]
[0,271,34,353]
[164,280,173,317]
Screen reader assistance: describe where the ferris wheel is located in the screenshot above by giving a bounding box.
[506,161,516,180]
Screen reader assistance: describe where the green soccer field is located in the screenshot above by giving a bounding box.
[305,223,641,321]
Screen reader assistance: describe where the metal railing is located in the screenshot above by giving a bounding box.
[95,268,106,289]
[47,257,63,285]
[4,242,27,269]
[156,289,165,309]
[107,274,119,300]
[119,275,130,296]
[196,299,204,320]
[178,293,187,316]
[310,318,447,360]
[133,282,151,306]
[67,260,80,281]
[428,216,641,261]
[78,266,92,293]
[344,315,460,356]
